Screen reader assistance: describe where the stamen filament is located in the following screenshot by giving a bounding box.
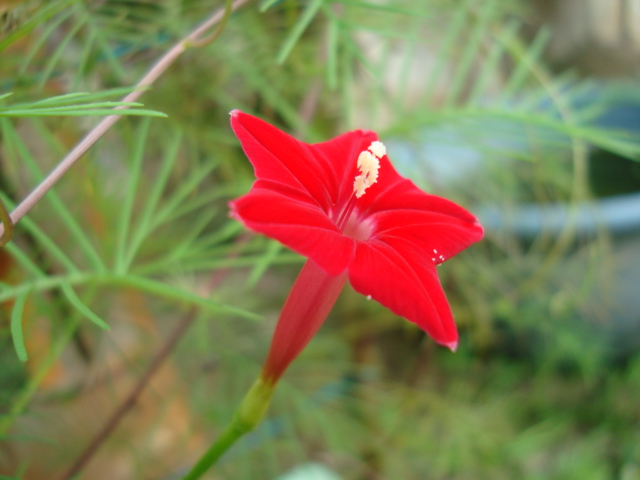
[335,192,357,231]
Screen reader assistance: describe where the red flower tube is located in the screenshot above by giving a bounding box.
[229,111,483,384]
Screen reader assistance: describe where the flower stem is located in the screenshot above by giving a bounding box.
[182,260,347,479]
[182,377,275,480]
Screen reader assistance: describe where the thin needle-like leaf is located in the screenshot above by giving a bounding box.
[155,207,221,266]
[59,282,110,330]
[443,0,499,107]
[4,119,106,272]
[1,242,46,279]
[422,0,475,107]
[159,187,236,225]
[336,0,433,16]
[18,6,75,78]
[259,0,281,12]
[190,220,244,254]
[25,87,147,106]
[341,42,355,127]
[18,92,94,106]
[396,20,421,112]
[0,108,166,118]
[108,274,262,321]
[124,129,184,269]
[247,240,282,288]
[151,163,218,227]
[467,20,520,106]
[181,207,221,246]
[0,190,78,273]
[6,101,144,111]
[38,17,86,90]
[502,26,552,98]
[0,306,81,437]
[114,117,152,274]
[222,52,305,134]
[276,0,324,65]
[72,27,97,90]
[73,2,127,80]
[0,0,77,52]
[326,12,339,90]
[369,35,391,124]
[10,291,30,362]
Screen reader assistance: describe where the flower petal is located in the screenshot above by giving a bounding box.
[348,237,459,349]
[372,208,484,265]
[361,174,478,221]
[230,186,356,275]
[354,170,483,264]
[231,110,336,209]
[231,110,382,212]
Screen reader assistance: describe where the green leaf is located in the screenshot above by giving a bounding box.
[59,282,110,330]
[422,0,476,107]
[1,242,46,279]
[443,0,500,107]
[0,108,166,117]
[259,0,281,12]
[18,5,75,79]
[502,26,553,97]
[37,12,87,90]
[247,240,282,289]
[276,0,324,65]
[0,0,78,53]
[0,188,78,273]
[113,117,152,273]
[326,13,339,90]
[123,128,184,270]
[2,119,105,272]
[10,291,30,362]
[0,89,164,118]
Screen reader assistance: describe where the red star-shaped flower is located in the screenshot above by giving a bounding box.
[230,111,483,379]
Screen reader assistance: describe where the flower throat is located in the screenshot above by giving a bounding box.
[335,141,386,231]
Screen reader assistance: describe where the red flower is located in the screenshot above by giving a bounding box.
[230,111,483,382]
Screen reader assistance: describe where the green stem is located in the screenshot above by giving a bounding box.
[182,377,275,480]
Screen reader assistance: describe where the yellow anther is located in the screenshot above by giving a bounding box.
[353,142,384,198]
[368,141,386,158]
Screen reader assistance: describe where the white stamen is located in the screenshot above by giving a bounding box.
[353,176,368,198]
[366,294,372,300]
[368,141,386,158]
[353,141,385,198]
[357,150,378,176]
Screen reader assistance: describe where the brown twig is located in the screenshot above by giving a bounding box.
[0,0,252,243]
[56,308,198,480]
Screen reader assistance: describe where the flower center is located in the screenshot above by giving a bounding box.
[353,141,385,198]
[335,141,386,234]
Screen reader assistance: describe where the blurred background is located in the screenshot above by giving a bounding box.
[1,0,639,479]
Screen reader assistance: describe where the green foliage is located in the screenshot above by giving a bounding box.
[0,90,166,118]
[0,0,639,479]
